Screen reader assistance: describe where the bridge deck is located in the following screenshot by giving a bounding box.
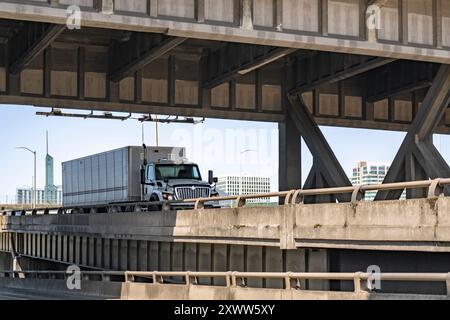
[1,0,449,63]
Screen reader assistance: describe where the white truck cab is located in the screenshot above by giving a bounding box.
[140,145,219,204]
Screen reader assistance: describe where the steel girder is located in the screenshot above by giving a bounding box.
[375,64,450,200]
[288,94,352,203]
[202,43,296,89]
[109,33,186,82]
[8,22,65,75]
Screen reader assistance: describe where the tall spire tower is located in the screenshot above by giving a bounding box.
[44,131,57,203]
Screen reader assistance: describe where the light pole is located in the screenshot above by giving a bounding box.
[16,147,37,209]
[239,149,257,195]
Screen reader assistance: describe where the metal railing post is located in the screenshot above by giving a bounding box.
[231,272,237,287]
[353,272,363,293]
[446,273,450,296]
[225,272,232,288]
[284,272,292,290]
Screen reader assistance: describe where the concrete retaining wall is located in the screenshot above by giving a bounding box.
[0,277,447,300]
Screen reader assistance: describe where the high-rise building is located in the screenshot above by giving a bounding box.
[44,131,58,204]
[216,176,271,204]
[351,161,405,201]
[15,131,62,206]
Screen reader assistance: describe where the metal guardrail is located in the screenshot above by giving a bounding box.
[2,178,450,215]
[1,270,450,295]
[125,271,450,294]
[188,178,450,209]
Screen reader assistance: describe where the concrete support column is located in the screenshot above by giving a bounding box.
[265,247,283,288]
[68,236,75,263]
[37,234,42,258]
[246,246,263,288]
[119,240,128,271]
[286,249,307,289]
[172,243,184,282]
[75,237,81,265]
[33,234,36,257]
[172,243,184,271]
[51,235,57,260]
[159,243,171,271]
[213,244,228,285]
[88,238,95,267]
[229,245,244,272]
[62,236,68,262]
[95,238,103,269]
[278,117,302,192]
[184,243,198,272]
[103,239,111,270]
[81,237,88,266]
[128,240,138,271]
[137,241,148,271]
[57,235,63,261]
[111,239,119,270]
[148,242,159,271]
[307,249,329,291]
[198,244,212,285]
[46,235,52,259]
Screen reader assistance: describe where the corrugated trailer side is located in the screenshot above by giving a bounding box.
[62,147,133,206]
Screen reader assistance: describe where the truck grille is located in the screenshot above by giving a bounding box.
[175,186,211,200]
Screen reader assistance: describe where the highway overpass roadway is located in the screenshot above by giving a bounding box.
[2,192,450,295]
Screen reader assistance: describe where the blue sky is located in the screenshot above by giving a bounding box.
[0,104,449,199]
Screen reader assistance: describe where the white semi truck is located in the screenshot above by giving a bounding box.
[62,146,219,209]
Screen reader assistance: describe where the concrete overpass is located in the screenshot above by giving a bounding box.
[2,181,450,296]
[0,0,450,299]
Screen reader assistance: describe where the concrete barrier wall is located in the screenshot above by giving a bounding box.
[294,198,450,252]
[121,283,450,301]
[0,278,122,300]
[2,198,450,252]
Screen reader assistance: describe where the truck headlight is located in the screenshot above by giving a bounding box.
[162,193,174,201]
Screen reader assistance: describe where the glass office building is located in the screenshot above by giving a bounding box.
[351,161,406,201]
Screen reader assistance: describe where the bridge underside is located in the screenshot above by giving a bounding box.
[0,9,449,130]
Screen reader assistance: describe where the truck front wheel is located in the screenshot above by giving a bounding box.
[149,195,162,212]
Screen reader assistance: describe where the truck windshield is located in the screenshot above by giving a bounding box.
[155,164,202,180]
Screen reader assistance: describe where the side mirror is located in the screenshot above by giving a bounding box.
[213,177,218,184]
[208,170,214,184]
[163,177,169,184]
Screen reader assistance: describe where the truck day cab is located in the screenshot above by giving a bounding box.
[62,146,219,209]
